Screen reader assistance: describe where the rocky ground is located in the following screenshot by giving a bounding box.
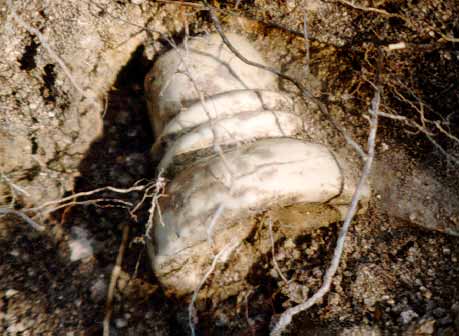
[1,0,458,335]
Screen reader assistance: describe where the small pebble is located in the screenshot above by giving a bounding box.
[7,322,26,333]
[415,319,435,334]
[423,290,433,299]
[9,250,20,257]
[215,311,229,327]
[68,227,94,261]
[69,239,93,261]
[442,247,451,255]
[5,289,19,298]
[284,239,296,249]
[90,278,107,303]
[400,309,418,324]
[115,318,128,328]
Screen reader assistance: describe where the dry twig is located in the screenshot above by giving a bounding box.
[0,172,30,207]
[0,208,44,231]
[189,241,240,336]
[337,0,459,44]
[271,69,382,336]
[1,180,155,232]
[336,0,406,19]
[103,223,130,336]
[29,184,147,215]
[268,218,289,284]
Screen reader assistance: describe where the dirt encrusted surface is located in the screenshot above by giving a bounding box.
[1,0,459,335]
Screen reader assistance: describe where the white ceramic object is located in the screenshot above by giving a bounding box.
[144,33,370,297]
[162,90,295,136]
[145,33,277,135]
[158,110,303,172]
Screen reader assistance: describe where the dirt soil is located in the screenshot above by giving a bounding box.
[1,0,458,335]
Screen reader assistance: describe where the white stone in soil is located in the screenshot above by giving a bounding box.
[400,309,419,324]
[115,318,128,328]
[68,227,93,261]
[5,289,19,298]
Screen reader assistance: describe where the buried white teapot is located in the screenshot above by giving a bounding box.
[144,33,370,297]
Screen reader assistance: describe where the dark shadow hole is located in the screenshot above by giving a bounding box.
[18,35,38,71]
[59,44,174,332]
[41,64,57,103]
[30,136,38,155]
